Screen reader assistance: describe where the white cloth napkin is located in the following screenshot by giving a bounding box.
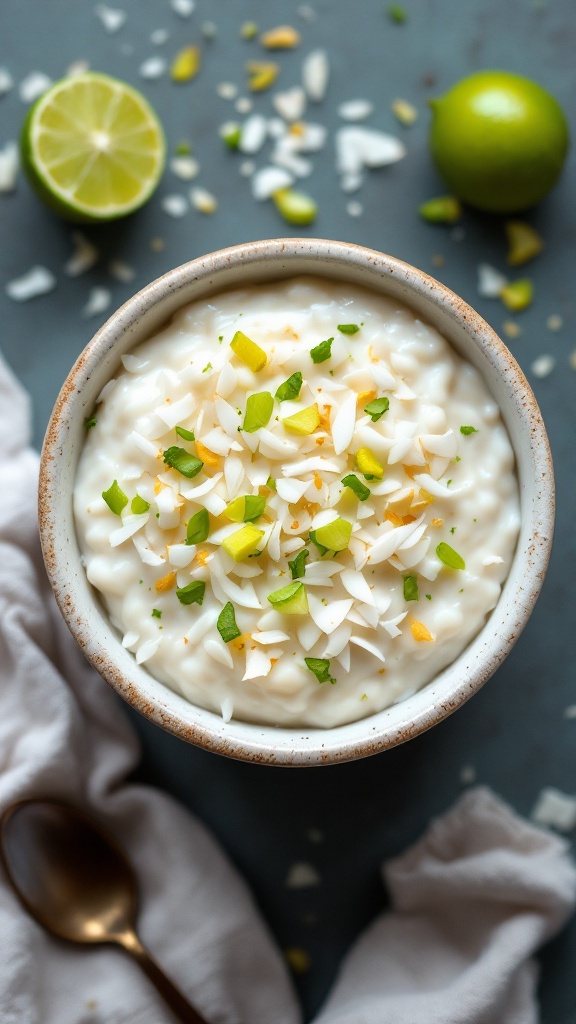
[1,351,575,1024]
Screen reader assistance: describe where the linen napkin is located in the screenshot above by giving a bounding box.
[1,350,575,1024]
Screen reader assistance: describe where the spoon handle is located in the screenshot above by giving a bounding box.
[117,929,209,1024]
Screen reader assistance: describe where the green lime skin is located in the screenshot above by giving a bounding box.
[429,70,569,214]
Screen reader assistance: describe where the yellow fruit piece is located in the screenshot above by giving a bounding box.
[386,487,414,516]
[357,390,376,407]
[355,447,384,480]
[155,571,177,593]
[391,98,418,126]
[246,61,279,92]
[195,441,220,466]
[222,524,264,562]
[505,220,544,266]
[230,330,267,371]
[411,620,434,642]
[21,72,166,223]
[170,46,201,82]
[282,403,320,435]
[500,278,534,312]
[429,70,569,214]
[260,25,300,48]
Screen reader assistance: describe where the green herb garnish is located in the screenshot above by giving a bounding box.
[436,542,466,570]
[304,657,336,685]
[84,416,97,429]
[131,494,150,514]
[337,324,360,335]
[460,425,478,435]
[186,508,210,544]
[288,548,309,580]
[403,575,419,602]
[162,447,204,479]
[266,476,276,491]
[341,474,371,501]
[310,337,333,364]
[217,601,241,642]
[242,391,274,432]
[364,397,390,422]
[387,3,407,22]
[102,480,128,516]
[275,372,303,402]
[202,362,212,373]
[225,495,266,523]
[175,425,195,441]
[176,580,206,606]
[151,608,162,619]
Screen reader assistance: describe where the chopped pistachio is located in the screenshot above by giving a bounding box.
[273,187,317,225]
[267,581,309,614]
[102,480,128,516]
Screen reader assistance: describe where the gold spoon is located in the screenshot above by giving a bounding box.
[0,799,209,1024]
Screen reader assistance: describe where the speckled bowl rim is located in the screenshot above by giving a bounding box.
[39,238,554,766]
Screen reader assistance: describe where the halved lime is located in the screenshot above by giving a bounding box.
[21,72,166,222]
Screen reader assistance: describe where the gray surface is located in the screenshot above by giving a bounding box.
[1,0,575,1020]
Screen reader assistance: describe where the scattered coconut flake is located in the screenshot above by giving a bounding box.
[308,594,353,635]
[380,611,408,638]
[216,362,237,399]
[95,4,127,33]
[341,172,363,193]
[331,392,357,455]
[283,456,341,477]
[65,232,99,276]
[302,49,329,102]
[108,259,136,283]
[460,765,477,785]
[340,569,374,605]
[531,787,576,833]
[170,155,200,181]
[161,193,188,218]
[167,543,196,567]
[156,392,194,428]
[110,513,149,547]
[139,56,167,80]
[129,431,159,458]
[285,862,320,888]
[239,114,268,154]
[217,81,238,100]
[276,478,310,503]
[349,636,386,662]
[122,631,139,649]
[204,637,234,668]
[323,623,352,658]
[252,165,293,200]
[297,619,323,651]
[346,201,363,217]
[82,287,112,318]
[6,265,56,302]
[338,99,374,121]
[546,314,563,332]
[136,637,161,664]
[563,705,576,720]
[171,0,195,15]
[253,630,290,645]
[133,535,165,566]
[412,474,463,499]
[0,68,14,97]
[243,645,273,680]
[96,379,116,403]
[336,126,406,176]
[298,4,316,19]
[151,28,169,44]
[190,186,218,213]
[482,555,504,566]
[19,71,52,103]
[477,263,508,298]
[273,87,307,122]
[0,142,18,192]
[239,159,256,177]
[530,354,556,379]
[220,696,233,723]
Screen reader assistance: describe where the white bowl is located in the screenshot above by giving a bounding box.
[39,239,554,765]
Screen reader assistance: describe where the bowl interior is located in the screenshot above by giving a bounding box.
[39,239,554,765]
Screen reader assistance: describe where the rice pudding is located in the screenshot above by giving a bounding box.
[74,278,520,727]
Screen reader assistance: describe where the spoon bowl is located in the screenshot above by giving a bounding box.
[0,799,208,1024]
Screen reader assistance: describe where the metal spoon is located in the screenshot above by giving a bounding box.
[0,799,209,1024]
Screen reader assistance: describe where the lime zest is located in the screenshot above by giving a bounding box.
[418,196,462,223]
[102,480,128,516]
[176,580,206,606]
[162,446,204,478]
[500,278,534,312]
[242,391,274,432]
[460,425,478,435]
[217,601,241,642]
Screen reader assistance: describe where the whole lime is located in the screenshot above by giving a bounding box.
[429,70,569,214]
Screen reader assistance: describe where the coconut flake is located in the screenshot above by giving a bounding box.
[253,630,290,645]
[211,568,262,609]
[282,456,341,477]
[180,474,223,500]
[201,637,233,668]
[323,623,352,657]
[308,594,353,634]
[129,430,159,458]
[167,543,197,567]
[243,645,273,680]
[82,287,111,318]
[331,392,357,455]
[156,392,194,429]
[302,49,329,102]
[531,354,556,379]
[199,426,236,456]
[252,166,293,200]
[190,187,218,214]
[19,72,52,103]
[367,516,425,565]
[276,477,310,503]
[478,263,508,298]
[380,611,408,638]
[338,99,374,121]
[6,266,56,302]
[171,0,195,14]
[161,194,188,218]
[239,114,268,154]
[109,259,136,283]
[216,362,237,399]
[340,569,374,604]
[297,620,322,651]
[109,513,149,547]
[170,156,200,181]
[531,787,576,833]
[95,4,127,33]
[136,637,161,664]
[134,534,165,567]
[224,456,245,500]
[122,631,139,649]
[0,68,14,97]
[0,142,18,192]
[413,474,465,498]
[64,232,99,276]
[215,396,242,436]
[420,429,457,458]
[273,87,307,122]
[350,636,386,662]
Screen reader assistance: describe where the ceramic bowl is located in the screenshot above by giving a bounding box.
[38,239,554,765]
